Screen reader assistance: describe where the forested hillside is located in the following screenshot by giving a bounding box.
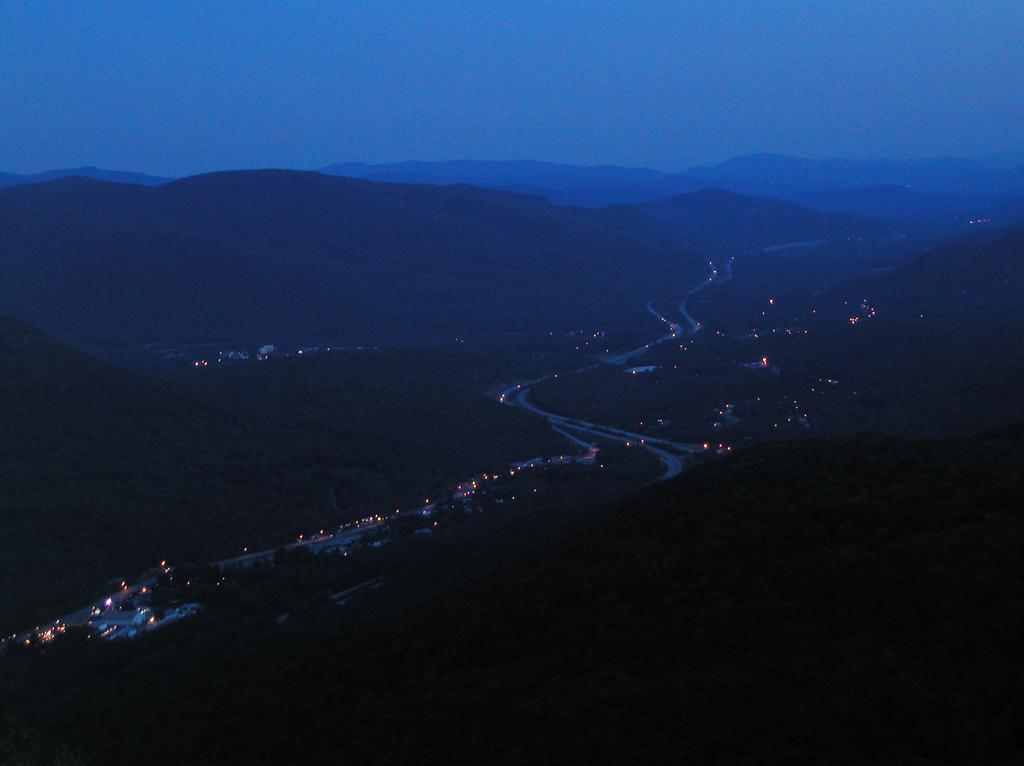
[875,224,1024,319]
[0,319,561,634]
[639,188,892,253]
[0,317,342,631]
[0,171,895,350]
[6,427,1021,764]
[0,171,704,346]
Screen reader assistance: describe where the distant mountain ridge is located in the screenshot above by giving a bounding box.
[6,154,1021,221]
[0,166,172,189]
[686,152,1024,195]
[321,159,667,184]
[321,155,1024,222]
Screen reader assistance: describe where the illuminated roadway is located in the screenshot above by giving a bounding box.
[498,263,731,481]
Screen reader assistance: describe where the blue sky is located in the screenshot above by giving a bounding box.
[1,0,1022,175]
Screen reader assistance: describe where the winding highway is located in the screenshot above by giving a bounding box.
[498,262,730,481]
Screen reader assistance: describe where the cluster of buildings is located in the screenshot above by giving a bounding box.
[6,600,202,651]
[91,603,201,641]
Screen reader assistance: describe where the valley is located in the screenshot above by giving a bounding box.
[1,163,1022,766]
[6,206,1016,653]
[5,6,1024,762]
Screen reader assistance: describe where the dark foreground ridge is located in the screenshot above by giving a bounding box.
[5,425,1022,764]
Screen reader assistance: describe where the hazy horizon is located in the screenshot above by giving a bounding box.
[3,1,1022,176]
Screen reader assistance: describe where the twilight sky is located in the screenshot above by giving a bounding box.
[1,0,1022,176]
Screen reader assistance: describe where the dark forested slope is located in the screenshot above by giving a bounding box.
[0,319,558,634]
[7,427,1022,764]
[0,171,896,349]
[0,171,702,346]
[640,188,894,254]
[874,223,1024,320]
[0,318,344,631]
